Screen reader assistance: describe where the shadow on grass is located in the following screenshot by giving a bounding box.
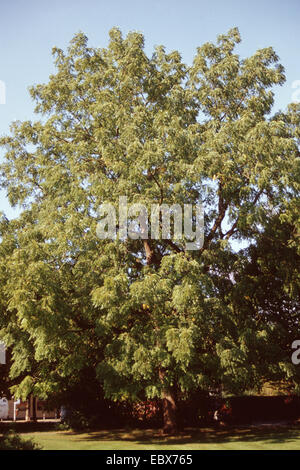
[0,421,59,435]
[2,421,300,447]
[67,425,300,447]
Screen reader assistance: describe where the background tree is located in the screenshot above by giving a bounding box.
[230,215,300,392]
[0,28,299,433]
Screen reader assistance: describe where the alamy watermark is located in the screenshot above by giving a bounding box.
[292,340,300,365]
[96,196,204,250]
[0,341,6,365]
[0,80,6,104]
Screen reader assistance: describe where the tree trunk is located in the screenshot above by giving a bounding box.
[159,368,179,434]
[31,396,37,422]
[25,398,30,422]
[162,388,178,434]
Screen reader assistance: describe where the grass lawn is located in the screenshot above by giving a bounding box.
[17,424,300,450]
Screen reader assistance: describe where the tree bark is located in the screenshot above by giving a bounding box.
[25,398,30,422]
[143,239,159,265]
[31,396,37,422]
[162,388,178,434]
[159,369,179,434]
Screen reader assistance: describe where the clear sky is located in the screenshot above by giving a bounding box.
[0,0,299,218]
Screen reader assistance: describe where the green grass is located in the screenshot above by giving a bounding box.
[18,425,300,450]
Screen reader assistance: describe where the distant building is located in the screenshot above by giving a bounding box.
[0,397,58,421]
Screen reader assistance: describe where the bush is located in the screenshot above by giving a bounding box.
[0,430,41,450]
[61,409,91,431]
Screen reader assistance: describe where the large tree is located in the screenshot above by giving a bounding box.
[0,28,299,432]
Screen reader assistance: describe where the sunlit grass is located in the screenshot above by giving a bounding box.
[20,425,300,450]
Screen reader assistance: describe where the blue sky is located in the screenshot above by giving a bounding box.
[0,0,299,218]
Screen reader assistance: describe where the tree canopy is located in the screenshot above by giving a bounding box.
[0,27,299,432]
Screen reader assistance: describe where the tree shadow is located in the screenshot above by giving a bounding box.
[4,421,300,448]
[0,421,59,435]
[71,424,300,447]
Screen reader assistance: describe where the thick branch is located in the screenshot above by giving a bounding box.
[201,183,227,252]
[143,239,160,265]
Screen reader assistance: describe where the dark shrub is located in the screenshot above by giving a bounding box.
[0,430,41,450]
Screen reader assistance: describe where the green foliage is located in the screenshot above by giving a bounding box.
[0,430,41,450]
[0,27,299,413]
